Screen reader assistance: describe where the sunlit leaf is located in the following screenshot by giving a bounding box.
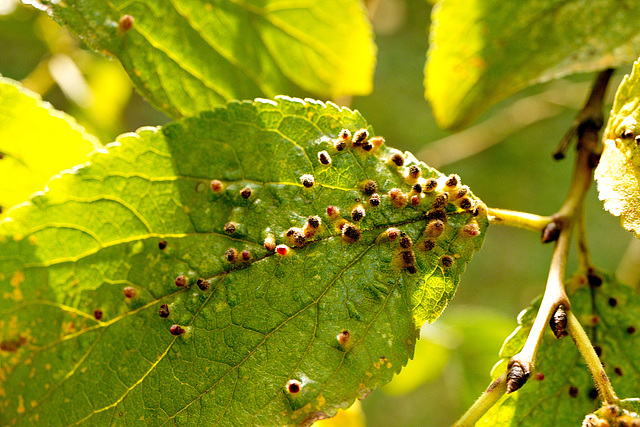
[0,97,486,425]
[482,271,640,426]
[0,76,100,216]
[28,0,375,117]
[595,58,640,238]
[426,0,640,129]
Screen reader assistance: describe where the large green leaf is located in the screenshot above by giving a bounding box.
[426,0,640,129]
[595,58,640,238]
[481,271,640,426]
[0,76,100,217]
[0,97,486,425]
[28,0,375,118]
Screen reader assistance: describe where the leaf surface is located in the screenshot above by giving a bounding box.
[481,272,640,426]
[30,0,375,118]
[426,0,640,129]
[595,59,640,238]
[0,76,100,216]
[0,97,486,425]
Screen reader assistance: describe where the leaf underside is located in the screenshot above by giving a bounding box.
[31,0,375,118]
[0,97,486,425]
[482,272,640,426]
[595,59,640,238]
[426,0,640,129]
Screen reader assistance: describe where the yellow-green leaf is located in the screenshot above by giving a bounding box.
[426,0,640,129]
[0,97,486,425]
[595,59,640,238]
[482,272,640,426]
[0,76,100,216]
[30,0,375,118]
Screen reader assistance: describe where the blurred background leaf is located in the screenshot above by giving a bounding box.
[29,0,375,118]
[0,76,100,217]
[425,0,640,129]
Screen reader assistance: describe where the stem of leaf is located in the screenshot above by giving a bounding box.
[487,208,552,232]
[452,371,508,427]
[505,69,614,396]
[566,310,618,404]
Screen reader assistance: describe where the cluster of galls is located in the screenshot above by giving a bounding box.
[583,404,640,427]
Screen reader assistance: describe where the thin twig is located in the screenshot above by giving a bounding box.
[566,311,618,404]
[487,208,552,232]
[453,371,508,427]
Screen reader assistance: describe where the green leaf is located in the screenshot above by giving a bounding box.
[0,76,101,217]
[31,0,375,118]
[595,59,640,238]
[426,0,640,129]
[482,271,640,426]
[0,97,486,425]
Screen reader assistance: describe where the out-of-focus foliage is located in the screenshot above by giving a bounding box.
[596,59,640,239]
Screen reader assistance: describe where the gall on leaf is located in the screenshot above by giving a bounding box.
[169,325,186,336]
[352,128,369,147]
[390,152,405,167]
[117,14,134,33]
[123,286,137,299]
[318,150,331,165]
[300,174,315,188]
[369,193,381,207]
[286,379,302,394]
[363,180,378,196]
[351,205,365,222]
[342,223,361,243]
[240,186,252,199]
[158,304,170,318]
